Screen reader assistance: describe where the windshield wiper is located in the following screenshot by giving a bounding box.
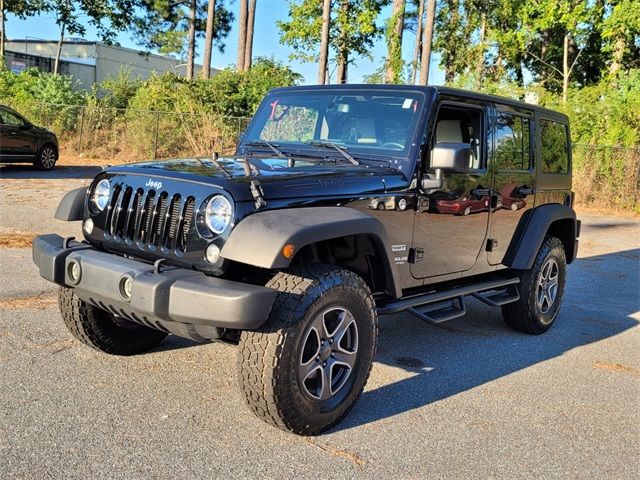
[304,140,359,165]
[244,140,288,159]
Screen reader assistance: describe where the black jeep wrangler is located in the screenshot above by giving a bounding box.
[33,85,580,435]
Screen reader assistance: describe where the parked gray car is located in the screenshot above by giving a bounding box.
[0,105,59,170]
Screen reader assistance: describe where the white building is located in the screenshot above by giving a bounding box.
[4,39,218,90]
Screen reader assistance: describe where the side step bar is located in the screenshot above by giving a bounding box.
[377,277,520,325]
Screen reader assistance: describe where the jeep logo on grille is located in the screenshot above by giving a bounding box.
[145,179,163,189]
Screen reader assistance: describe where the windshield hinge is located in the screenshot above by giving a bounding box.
[250,179,267,209]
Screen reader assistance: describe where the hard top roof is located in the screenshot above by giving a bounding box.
[268,84,568,121]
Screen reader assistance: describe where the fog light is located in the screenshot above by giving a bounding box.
[83,218,94,234]
[119,276,133,301]
[205,243,221,264]
[398,198,407,211]
[67,261,81,284]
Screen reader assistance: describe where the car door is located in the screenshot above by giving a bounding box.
[410,99,492,279]
[0,107,36,159]
[488,104,536,265]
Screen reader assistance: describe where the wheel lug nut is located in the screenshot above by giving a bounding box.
[316,356,320,362]
[331,353,335,357]
[322,362,327,367]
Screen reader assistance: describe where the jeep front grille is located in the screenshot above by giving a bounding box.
[105,185,195,252]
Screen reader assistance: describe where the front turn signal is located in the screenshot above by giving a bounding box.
[282,243,295,259]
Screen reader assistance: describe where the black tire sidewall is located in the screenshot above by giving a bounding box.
[503,236,567,334]
[255,267,377,433]
[528,241,566,326]
[283,285,376,422]
[35,144,57,170]
[59,287,167,355]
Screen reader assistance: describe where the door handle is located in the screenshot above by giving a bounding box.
[471,188,493,197]
[518,187,536,196]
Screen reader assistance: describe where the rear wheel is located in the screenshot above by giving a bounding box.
[34,144,57,170]
[237,264,377,435]
[58,287,168,355]
[502,236,567,334]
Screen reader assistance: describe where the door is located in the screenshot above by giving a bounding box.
[0,107,36,159]
[488,104,535,265]
[411,101,491,279]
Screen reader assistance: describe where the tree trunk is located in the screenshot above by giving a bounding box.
[335,0,348,84]
[494,49,503,82]
[609,36,625,77]
[443,0,459,84]
[385,0,406,83]
[237,0,248,72]
[562,33,569,103]
[336,52,348,84]
[514,54,524,86]
[419,0,436,85]
[410,0,424,84]
[0,0,5,62]
[54,22,66,75]
[540,28,550,83]
[186,0,197,80]
[475,13,486,89]
[201,0,216,79]
[318,0,331,85]
[243,0,256,71]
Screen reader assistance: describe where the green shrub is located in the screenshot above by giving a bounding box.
[0,68,85,133]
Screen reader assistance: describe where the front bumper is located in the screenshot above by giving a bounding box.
[32,234,277,339]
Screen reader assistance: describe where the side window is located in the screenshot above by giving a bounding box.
[0,108,26,126]
[260,104,318,143]
[432,105,484,170]
[494,112,531,171]
[540,119,569,174]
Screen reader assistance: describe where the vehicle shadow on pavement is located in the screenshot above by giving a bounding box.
[0,164,102,180]
[333,248,640,433]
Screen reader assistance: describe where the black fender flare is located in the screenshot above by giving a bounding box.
[54,187,87,221]
[220,206,403,298]
[504,203,579,270]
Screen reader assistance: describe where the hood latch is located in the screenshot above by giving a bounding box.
[250,179,267,210]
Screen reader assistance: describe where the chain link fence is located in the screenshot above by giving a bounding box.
[572,143,640,213]
[12,102,251,162]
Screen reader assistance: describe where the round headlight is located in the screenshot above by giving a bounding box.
[204,195,233,234]
[91,179,111,212]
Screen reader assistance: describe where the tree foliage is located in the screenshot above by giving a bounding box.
[132,0,233,58]
[278,0,384,82]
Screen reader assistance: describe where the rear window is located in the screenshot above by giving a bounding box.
[495,113,531,171]
[540,119,569,174]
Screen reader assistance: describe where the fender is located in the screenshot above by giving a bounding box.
[54,187,87,221]
[504,203,579,270]
[220,206,403,298]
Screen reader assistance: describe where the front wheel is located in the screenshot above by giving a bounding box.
[502,236,567,334]
[58,287,168,355]
[34,144,57,170]
[237,264,377,435]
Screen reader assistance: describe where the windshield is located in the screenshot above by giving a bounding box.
[241,90,425,172]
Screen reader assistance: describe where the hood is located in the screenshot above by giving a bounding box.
[106,156,410,202]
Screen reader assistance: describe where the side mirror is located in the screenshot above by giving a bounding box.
[19,123,33,131]
[431,142,472,173]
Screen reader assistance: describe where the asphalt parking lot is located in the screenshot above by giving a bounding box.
[1,163,639,479]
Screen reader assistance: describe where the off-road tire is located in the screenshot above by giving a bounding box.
[237,264,377,435]
[502,236,567,334]
[34,144,57,171]
[58,287,168,355]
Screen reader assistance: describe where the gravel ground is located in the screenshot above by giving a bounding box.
[1,163,639,479]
